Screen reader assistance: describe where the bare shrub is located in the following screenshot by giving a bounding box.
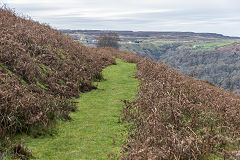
[97,32,120,49]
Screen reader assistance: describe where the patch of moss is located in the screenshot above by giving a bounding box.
[19,78,28,87]
[0,62,2,70]
[56,49,69,59]
[57,79,66,85]
[2,65,14,75]
[201,153,223,160]
[57,48,69,56]
[0,61,28,87]
[36,80,49,91]
[39,64,51,78]
[43,45,69,57]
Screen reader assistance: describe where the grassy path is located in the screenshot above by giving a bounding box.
[20,59,139,160]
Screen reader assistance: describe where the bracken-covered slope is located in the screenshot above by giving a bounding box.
[121,58,240,159]
[0,7,117,138]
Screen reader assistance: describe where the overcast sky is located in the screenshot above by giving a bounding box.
[2,0,240,36]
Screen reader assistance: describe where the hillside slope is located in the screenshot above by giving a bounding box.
[121,59,240,159]
[0,7,116,141]
[61,30,240,43]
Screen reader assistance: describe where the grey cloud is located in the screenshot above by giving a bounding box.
[4,0,240,36]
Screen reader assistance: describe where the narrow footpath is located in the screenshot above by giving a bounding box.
[21,59,139,160]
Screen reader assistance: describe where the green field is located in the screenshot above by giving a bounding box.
[7,59,139,160]
[184,40,240,51]
[121,39,240,54]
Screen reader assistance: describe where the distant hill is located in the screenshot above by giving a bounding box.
[60,30,240,40]
[60,30,240,42]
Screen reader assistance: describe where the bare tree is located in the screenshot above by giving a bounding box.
[96,32,120,49]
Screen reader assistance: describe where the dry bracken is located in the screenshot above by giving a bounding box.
[121,58,240,159]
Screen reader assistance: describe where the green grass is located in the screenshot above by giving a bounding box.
[187,40,240,51]
[0,61,28,87]
[121,39,240,56]
[12,59,139,160]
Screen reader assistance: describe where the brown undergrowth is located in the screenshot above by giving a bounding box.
[0,6,118,156]
[121,58,240,159]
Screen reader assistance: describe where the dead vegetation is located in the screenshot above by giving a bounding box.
[0,6,117,143]
[121,58,240,159]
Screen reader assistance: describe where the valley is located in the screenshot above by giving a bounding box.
[62,30,240,94]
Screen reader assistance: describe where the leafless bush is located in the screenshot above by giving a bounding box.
[97,32,120,49]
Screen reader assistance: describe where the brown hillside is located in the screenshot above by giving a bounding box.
[0,7,117,138]
[121,59,240,159]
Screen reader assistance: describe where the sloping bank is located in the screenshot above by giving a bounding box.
[13,59,139,159]
[0,7,115,143]
[121,58,240,160]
